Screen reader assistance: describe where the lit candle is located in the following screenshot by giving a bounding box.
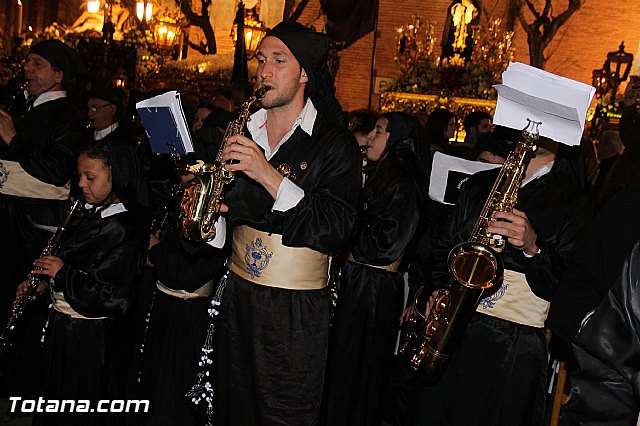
[17,0,23,37]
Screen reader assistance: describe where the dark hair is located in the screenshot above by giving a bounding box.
[363,112,423,203]
[78,142,117,205]
[463,111,492,132]
[425,108,456,148]
[347,109,379,135]
[80,140,112,168]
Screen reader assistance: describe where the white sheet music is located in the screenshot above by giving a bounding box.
[493,62,596,146]
[135,91,194,153]
[429,152,501,205]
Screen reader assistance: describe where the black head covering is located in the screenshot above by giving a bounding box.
[264,20,345,126]
[29,39,81,86]
[383,111,423,169]
[87,86,123,110]
[363,112,425,202]
[108,142,151,214]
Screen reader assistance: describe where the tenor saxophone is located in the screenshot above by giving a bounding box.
[180,86,270,242]
[0,197,83,352]
[400,119,541,383]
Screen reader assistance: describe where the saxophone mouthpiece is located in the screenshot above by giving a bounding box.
[359,145,370,153]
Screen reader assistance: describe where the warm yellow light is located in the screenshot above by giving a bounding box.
[17,0,22,5]
[136,1,153,22]
[87,0,100,13]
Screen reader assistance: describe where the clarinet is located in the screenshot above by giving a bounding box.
[1,79,29,115]
[0,197,84,352]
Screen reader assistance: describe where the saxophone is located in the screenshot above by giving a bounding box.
[0,197,83,352]
[180,86,270,242]
[400,119,541,383]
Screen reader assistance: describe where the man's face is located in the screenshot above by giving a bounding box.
[87,98,117,131]
[476,118,492,135]
[256,36,307,109]
[23,52,63,97]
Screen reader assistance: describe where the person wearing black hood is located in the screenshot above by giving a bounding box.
[17,140,151,425]
[322,112,422,426]
[406,136,593,426]
[194,20,361,426]
[0,38,86,395]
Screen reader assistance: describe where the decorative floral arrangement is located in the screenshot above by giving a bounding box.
[388,18,514,100]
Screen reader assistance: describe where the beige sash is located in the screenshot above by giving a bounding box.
[52,291,107,320]
[346,251,401,273]
[229,226,329,290]
[0,160,70,200]
[156,279,214,299]
[475,269,550,328]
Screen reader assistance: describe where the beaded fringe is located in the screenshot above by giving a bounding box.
[185,270,228,426]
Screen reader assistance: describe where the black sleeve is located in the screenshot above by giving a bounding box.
[559,242,640,425]
[54,239,139,317]
[5,112,85,186]
[351,179,420,265]
[281,132,362,254]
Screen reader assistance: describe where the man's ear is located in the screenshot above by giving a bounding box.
[300,67,309,84]
[54,70,64,84]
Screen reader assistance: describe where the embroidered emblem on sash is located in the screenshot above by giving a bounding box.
[244,237,273,278]
[478,283,508,309]
[0,161,9,189]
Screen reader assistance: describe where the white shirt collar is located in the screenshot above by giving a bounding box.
[32,90,67,109]
[522,161,554,187]
[247,98,317,160]
[84,202,128,218]
[94,122,119,141]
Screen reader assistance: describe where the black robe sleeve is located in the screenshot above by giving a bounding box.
[0,99,86,186]
[52,210,143,318]
[280,126,362,254]
[560,241,640,425]
[350,178,420,265]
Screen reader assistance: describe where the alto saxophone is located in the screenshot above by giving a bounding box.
[0,197,83,352]
[400,119,541,383]
[180,86,270,242]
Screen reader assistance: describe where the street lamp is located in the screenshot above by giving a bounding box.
[136,0,153,23]
[154,20,180,49]
[603,41,634,99]
[230,8,268,57]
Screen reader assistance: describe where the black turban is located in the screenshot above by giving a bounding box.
[29,39,81,85]
[87,86,123,110]
[265,20,345,126]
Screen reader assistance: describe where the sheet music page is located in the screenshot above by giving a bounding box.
[493,62,596,146]
[136,91,194,153]
[429,152,501,205]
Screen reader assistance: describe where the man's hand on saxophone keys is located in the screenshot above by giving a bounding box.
[223,134,284,199]
[488,208,539,256]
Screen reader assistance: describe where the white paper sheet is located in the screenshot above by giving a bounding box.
[429,152,501,205]
[493,62,596,146]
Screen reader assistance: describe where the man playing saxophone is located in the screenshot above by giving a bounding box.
[196,20,361,425]
[403,128,593,425]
